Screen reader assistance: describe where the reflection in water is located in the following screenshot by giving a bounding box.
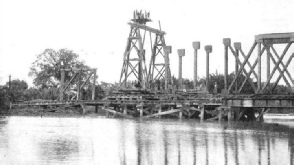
[0,117,294,164]
[38,137,79,163]
[223,129,228,165]
[289,128,294,165]
[192,135,196,165]
[119,121,126,165]
[234,130,239,165]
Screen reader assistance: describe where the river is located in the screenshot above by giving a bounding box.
[0,116,293,164]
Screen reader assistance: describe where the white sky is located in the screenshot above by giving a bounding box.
[0,0,294,86]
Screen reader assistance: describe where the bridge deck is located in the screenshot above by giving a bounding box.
[13,98,222,107]
[223,94,294,108]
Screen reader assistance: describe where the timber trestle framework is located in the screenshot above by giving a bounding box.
[220,33,294,122]
[119,12,171,89]
[224,33,294,94]
[59,68,97,101]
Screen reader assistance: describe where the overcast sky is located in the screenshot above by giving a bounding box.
[1,0,294,86]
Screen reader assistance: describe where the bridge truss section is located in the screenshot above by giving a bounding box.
[223,33,294,94]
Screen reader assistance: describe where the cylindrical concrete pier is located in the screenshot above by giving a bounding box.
[234,42,241,93]
[192,42,200,89]
[223,38,231,92]
[205,45,212,93]
[177,49,185,89]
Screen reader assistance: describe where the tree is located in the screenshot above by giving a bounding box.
[82,85,105,100]
[197,72,255,94]
[29,49,90,88]
[0,87,9,111]
[6,79,28,102]
[23,87,40,101]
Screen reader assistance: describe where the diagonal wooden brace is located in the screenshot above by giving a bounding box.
[62,72,78,93]
[128,62,139,75]
[228,44,257,93]
[262,42,292,91]
[271,53,294,91]
[154,66,165,80]
[270,45,294,85]
[238,46,266,93]
[265,44,292,88]
[239,49,258,79]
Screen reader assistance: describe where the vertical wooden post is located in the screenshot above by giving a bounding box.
[179,106,183,119]
[205,45,212,93]
[259,112,264,122]
[81,104,86,114]
[163,46,172,91]
[8,75,11,93]
[266,45,271,80]
[77,69,82,100]
[137,29,143,88]
[234,43,241,93]
[200,106,205,120]
[223,39,230,92]
[179,111,183,119]
[95,105,98,113]
[104,105,109,117]
[158,105,162,119]
[227,108,233,121]
[257,42,262,92]
[177,49,185,89]
[140,109,143,117]
[139,104,144,117]
[60,69,65,101]
[92,69,97,100]
[123,105,127,115]
[218,107,222,121]
[193,42,200,89]
[257,108,265,122]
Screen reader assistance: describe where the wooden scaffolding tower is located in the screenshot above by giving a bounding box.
[119,12,171,89]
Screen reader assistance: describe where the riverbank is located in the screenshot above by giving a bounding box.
[4,106,107,117]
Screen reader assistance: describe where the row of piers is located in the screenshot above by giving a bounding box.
[172,42,213,92]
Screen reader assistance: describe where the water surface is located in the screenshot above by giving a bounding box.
[0,116,293,164]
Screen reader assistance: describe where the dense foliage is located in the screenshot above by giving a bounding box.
[29,49,90,88]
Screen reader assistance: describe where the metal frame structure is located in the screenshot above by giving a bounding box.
[224,33,294,94]
[59,68,97,101]
[119,21,171,89]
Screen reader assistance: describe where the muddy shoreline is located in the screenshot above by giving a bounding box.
[2,106,108,117]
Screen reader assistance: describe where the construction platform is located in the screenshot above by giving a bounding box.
[12,93,294,121]
[12,89,222,120]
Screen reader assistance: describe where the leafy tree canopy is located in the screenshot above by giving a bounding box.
[5,79,28,102]
[29,49,90,88]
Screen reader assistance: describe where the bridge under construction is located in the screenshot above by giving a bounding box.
[12,11,294,121]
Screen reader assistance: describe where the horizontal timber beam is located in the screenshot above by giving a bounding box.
[141,109,180,119]
[101,107,134,119]
[128,22,166,35]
